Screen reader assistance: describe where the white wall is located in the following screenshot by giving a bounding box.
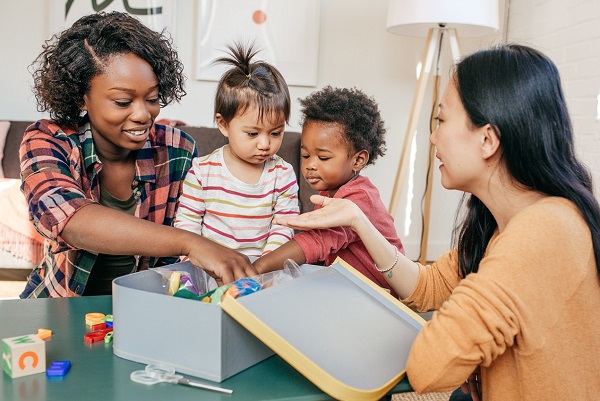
[0,1,50,122]
[20,1,600,262]
[507,0,600,195]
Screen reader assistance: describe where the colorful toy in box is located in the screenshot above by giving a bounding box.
[154,259,302,303]
[205,277,262,304]
[165,271,200,299]
[225,277,261,298]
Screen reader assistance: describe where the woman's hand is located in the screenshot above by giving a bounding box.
[186,239,257,285]
[273,195,361,231]
[276,194,418,299]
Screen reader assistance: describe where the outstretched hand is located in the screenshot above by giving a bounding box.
[273,195,361,231]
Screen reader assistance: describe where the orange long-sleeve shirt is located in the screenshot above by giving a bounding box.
[402,197,600,400]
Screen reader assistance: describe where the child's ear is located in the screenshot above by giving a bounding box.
[215,113,229,137]
[352,150,369,172]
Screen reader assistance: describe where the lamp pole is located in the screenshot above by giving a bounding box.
[388,25,461,263]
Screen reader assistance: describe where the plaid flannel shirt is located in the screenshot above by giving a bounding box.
[20,119,197,297]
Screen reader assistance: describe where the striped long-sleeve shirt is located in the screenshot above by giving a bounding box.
[20,119,197,297]
[174,146,299,256]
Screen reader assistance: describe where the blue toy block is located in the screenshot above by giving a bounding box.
[46,360,71,377]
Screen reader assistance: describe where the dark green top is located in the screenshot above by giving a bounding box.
[83,183,136,296]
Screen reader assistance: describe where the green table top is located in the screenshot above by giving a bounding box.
[0,296,412,400]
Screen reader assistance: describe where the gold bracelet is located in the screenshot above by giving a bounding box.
[375,246,399,277]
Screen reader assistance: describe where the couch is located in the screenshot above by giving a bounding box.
[0,120,316,280]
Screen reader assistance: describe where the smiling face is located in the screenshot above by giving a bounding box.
[82,52,160,161]
[216,106,286,167]
[300,121,362,197]
[430,79,489,193]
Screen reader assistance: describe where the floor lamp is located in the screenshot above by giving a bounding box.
[386,0,499,263]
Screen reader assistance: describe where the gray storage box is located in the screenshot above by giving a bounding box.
[112,258,424,398]
[112,261,275,382]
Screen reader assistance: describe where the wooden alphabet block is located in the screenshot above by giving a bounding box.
[2,334,46,378]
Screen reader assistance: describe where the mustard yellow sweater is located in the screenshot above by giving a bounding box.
[402,197,600,400]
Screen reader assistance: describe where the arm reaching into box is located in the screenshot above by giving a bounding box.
[62,204,256,286]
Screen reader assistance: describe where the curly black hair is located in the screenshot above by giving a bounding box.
[299,86,386,166]
[214,42,290,125]
[30,11,186,128]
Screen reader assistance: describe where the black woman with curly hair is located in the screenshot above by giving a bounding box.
[252,86,405,297]
[20,11,255,298]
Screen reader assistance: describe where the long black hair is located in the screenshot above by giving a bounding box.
[452,43,600,278]
[213,42,290,125]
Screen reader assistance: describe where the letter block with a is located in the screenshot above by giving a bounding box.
[2,334,46,378]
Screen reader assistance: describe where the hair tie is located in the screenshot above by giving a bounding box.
[246,73,251,79]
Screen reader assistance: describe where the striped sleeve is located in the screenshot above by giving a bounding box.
[174,156,206,235]
[262,159,299,255]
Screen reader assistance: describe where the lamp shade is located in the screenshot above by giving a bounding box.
[387,0,500,37]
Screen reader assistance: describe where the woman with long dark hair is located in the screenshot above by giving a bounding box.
[274,44,600,400]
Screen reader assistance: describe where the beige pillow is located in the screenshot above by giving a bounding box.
[0,121,10,178]
[0,177,44,264]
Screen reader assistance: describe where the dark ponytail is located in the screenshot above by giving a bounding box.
[213,42,290,125]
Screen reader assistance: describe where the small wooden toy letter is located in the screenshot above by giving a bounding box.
[2,334,46,378]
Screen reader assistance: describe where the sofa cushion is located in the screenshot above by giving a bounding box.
[0,178,44,264]
[3,121,32,180]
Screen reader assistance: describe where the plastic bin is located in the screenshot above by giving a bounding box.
[112,261,274,382]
